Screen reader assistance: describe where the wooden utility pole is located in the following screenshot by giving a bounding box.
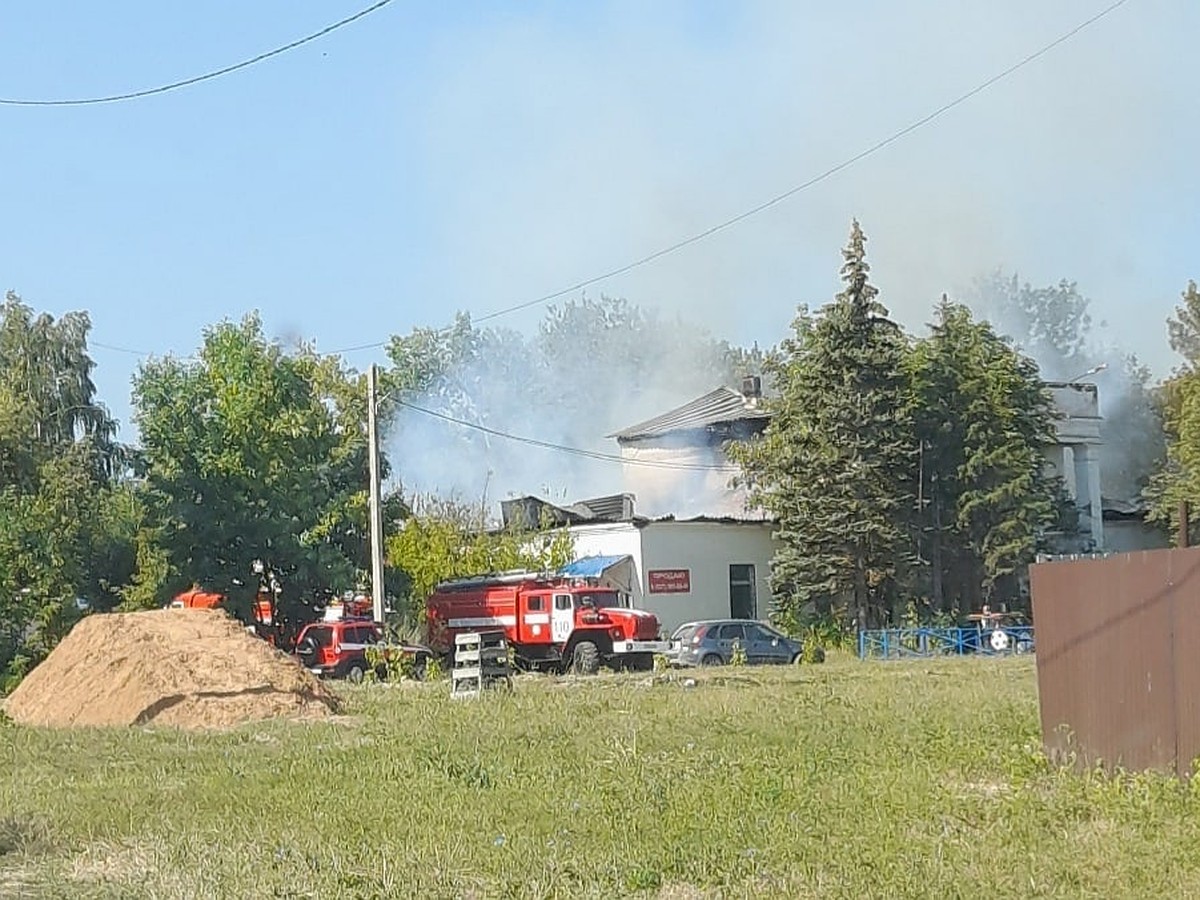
[367,364,386,623]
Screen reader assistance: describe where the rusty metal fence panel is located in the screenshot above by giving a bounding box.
[1030,547,1200,778]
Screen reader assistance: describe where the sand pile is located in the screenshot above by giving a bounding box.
[3,608,339,730]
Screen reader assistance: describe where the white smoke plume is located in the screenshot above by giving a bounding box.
[383,299,751,521]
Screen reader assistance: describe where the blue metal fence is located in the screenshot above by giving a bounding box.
[857,625,1035,660]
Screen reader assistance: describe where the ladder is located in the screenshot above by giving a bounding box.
[451,630,513,699]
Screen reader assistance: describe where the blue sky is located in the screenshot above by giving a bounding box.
[2,0,1197,441]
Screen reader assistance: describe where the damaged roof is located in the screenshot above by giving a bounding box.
[499,493,636,529]
[609,386,770,442]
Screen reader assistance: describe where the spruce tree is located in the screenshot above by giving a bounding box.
[731,221,914,631]
[909,299,1061,615]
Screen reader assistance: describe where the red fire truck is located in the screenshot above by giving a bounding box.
[425,570,670,674]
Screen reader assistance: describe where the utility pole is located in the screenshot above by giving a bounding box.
[367,364,386,624]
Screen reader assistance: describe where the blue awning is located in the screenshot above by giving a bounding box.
[559,555,636,595]
[560,555,630,577]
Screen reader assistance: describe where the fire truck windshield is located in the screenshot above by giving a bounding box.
[576,591,621,609]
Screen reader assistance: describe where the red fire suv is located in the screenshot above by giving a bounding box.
[294,619,432,683]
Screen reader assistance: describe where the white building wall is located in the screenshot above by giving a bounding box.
[568,523,645,589]
[618,443,765,520]
[568,519,778,636]
[640,521,777,634]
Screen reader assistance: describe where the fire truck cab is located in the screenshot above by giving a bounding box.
[426,568,670,674]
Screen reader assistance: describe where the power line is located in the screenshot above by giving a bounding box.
[91,340,196,361]
[73,0,1129,364]
[91,341,153,356]
[0,0,394,107]
[395,398,741,473]
[325,0,1132,352]
[84,339,737,471]
[470,0,1131,325]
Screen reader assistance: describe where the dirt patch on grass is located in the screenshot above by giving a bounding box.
[69,840,159,884]
[4,609,338,730]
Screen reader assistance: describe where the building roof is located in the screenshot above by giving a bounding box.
[498,494,774,530]
[614,381,1102,446]
[609,386,770,442]
[499,494,636,529]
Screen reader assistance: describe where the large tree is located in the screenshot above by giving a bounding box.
[1147,281,1200,538]
[132,314,392,628]
[0,293,136,686]
[972,273,1092,380]
[730,221,914,630]
[386,497,574,620]
[909,299,1063,615]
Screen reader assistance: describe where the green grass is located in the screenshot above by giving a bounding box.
[3,656,1200,898]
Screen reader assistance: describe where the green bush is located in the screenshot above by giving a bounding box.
[364,645,418,682]
[424,655,444,681]
[800,631,826,664]
[730,639,747,667]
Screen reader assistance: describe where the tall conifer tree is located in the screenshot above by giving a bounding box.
[732,221,914,629]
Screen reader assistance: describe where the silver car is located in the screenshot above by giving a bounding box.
[668,619,824,667]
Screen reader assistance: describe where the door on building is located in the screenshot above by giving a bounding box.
[729,564,757,619]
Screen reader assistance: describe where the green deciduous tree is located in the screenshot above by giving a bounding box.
[972,272,1093,380]
[1147,281,1200,538]
[0,293,136,687]
[132,314,391,631]
[909,299,1063,616]
[386,497,574,617]
[730,221,914,631]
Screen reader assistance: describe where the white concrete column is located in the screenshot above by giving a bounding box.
[1061,445,1077,501]
[1073,443,1104,549]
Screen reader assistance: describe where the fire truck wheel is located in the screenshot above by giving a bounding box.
[570,641,601,676]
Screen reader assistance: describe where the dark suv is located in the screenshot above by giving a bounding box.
[669,619,824,667]
[294,619,432,682]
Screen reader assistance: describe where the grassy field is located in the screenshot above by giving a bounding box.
[2,656,1200,899]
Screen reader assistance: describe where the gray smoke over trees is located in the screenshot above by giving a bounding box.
[968,271,1166,505]
[381,296,761,518]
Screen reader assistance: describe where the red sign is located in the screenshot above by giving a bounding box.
[648,569,691,594]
